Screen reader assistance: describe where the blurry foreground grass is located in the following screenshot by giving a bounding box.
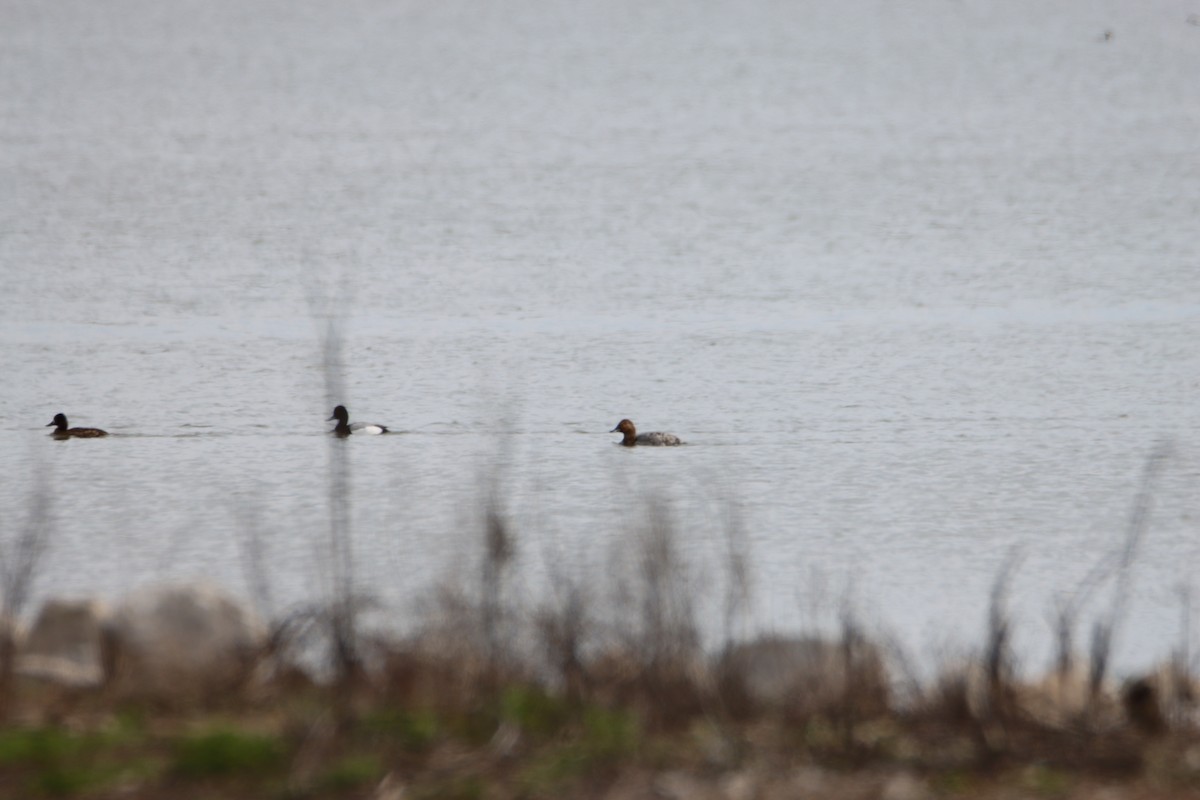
[3,442,1195,798]
[3,649,1200,800]
[0,681,645,799]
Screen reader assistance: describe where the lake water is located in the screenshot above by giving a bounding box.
[2,0,1199,676]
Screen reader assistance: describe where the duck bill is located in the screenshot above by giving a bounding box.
[609,425,620,433]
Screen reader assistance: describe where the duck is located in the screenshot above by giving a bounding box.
[328,405,389,436]
[610,419,682,447]
[47,413,108,439]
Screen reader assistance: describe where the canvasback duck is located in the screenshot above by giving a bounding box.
[47,413,108,439]
[328,405,389,436]
[610,419,683,447]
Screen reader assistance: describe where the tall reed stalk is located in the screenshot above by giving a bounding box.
[0,469,53,718]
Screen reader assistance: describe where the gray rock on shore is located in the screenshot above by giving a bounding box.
[13,584,266,701]
[717,634,890,717]
[107,583,266,699]
[15,598,111,688]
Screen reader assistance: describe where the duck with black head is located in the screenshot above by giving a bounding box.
[328,405,389,437]
[610,419,683,447]
[47,413,108,439]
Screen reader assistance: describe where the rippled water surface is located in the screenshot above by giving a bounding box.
[3,0,1199,672]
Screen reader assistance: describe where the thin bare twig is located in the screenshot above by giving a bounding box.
[1089,441,1172,697]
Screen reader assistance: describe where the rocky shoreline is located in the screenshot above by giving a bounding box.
[2,582,1200,798]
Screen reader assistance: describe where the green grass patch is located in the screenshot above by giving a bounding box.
[517,705,641,794]
[360,708,440,752]
[411,774,484,800]
[30,766,92,797]
[451,706,503,747]
[519,748,587,794]
[0,727,84,766]
[581,706,639,760]
[931,769,974,795]
[0,725,156,797]
[500,685,573,740]
[172,728,285,778]
[319,754,384,791]
[1021,765,1071,797]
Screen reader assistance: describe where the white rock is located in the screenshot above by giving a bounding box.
[15,598,110,687]
[109,583,265,699]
